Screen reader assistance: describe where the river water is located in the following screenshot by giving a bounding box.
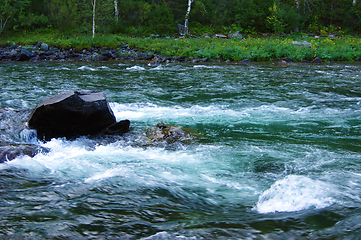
[0,61,360,239]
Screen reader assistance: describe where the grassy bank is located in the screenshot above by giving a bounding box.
[1,31,361,62]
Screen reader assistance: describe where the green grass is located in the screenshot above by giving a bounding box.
[1,30,361,62]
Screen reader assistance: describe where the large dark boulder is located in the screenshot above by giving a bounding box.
[28,91,128,141]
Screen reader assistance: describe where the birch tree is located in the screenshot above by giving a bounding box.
[91,0,96,38]
[353,0,356,6]
[0,1,13,35]
[114,0,119,24]
[184,0,194,35]
[295,0,299,10]
[0,0,29,35]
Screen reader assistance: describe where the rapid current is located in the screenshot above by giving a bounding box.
[0,61,360,239]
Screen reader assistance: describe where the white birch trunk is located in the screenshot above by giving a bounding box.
[353,0,356,6]
[295,0,299,9]
[92,0,96,38]
[114,0,119,24]
[0,15,11,35]
[184,0,194,35]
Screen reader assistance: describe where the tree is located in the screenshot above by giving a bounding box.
[0,0,29,35]
[184,0,194,34]
[114,0,119,24]
[91,0,96,38]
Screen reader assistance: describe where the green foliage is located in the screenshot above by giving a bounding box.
[2,31,361,63]
[267,1,286,33]
[146,1,176,35]
[0,0,30,35]
[1,0,361,38]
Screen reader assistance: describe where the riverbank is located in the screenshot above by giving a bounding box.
[0,43,181,64]
[1,32,361,63]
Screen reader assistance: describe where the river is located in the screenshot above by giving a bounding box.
[0,61,360,239]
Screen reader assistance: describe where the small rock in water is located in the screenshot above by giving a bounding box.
[100,120,130,135]
[145,122,205,145]
[278,60,289,67]
[0,143,49,163]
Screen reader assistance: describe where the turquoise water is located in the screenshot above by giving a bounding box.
[0,62,360,239]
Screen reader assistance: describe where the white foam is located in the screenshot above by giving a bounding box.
[126,65,146,71]
[54,67,71,71]
[84,167,129,183]
[140,231,197,240]
[109,102,241,123]
[98,66,109,69]
[201,174,255,191]
[110,102,192,121]
[77,66,96,71]
[255,175,335,213]
[3,138,202,186]
[193,65,219,69]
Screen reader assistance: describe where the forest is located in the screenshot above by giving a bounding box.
[1,0,361,37]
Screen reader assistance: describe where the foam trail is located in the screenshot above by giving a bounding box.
[255,175,335,213]
[193,65,220,69]
[126,65,146,71]
[140,231,197,240]
[77,66,96,71]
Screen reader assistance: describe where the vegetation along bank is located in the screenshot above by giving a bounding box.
[1,0,361,64]
[1,33,361,64]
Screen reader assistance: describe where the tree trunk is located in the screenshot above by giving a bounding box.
[0,15,11,35]
[184,0,193,35]
[92,0,96,38]
[295,0,299,9]
[294,0,300,32]
[114,0,119,24]
[353,0,356,6]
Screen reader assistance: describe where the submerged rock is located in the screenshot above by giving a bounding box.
[0,108,33,143]
[28,91,129,141]
[0,143,49,163]
[100,120,130,135]
[278,60,289,67]
[145,122,204,145]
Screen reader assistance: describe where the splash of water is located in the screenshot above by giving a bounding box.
[255,175,336,213]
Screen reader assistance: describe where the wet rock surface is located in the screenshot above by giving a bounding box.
[144,122,206,146]
[0,42,198,64]
[0,143,49,163]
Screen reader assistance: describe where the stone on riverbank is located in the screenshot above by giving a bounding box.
[16,49,33,61]
[312,57,322,63]
[291,41,312,48]
[28,91,129,141]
